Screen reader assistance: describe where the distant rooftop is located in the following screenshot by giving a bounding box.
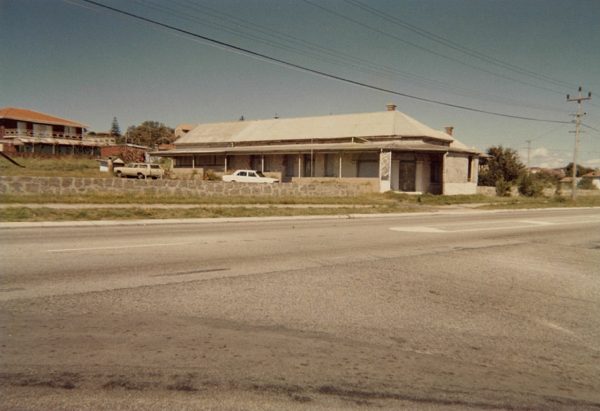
[0,107,87,128]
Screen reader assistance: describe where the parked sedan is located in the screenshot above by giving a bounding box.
[222,170,279,183]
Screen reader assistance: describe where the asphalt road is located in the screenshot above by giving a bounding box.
[1,208,600,410]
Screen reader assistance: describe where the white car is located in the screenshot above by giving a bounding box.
[222,170,279,183]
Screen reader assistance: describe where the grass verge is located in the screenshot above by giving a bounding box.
[0,192,397,205]
[0,157,104,178]
[0,204,422,222]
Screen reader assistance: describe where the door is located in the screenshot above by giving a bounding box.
[399,160,416,191]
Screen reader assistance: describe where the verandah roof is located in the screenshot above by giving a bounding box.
[153,140,478,156]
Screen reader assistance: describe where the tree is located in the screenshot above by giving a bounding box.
[565,162,594,177]
[478,145,525,187]
[110,117,121,137]
[124,121,175,148]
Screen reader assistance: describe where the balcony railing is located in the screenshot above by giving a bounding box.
[1,128,82,139]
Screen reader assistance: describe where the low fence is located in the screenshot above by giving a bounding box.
[0,176,376,198]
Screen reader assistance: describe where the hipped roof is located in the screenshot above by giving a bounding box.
[176,110,455,145]
[0,107,87,128]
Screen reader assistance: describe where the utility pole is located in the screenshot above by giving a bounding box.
[525,139,532,168]
[566,87,592,200]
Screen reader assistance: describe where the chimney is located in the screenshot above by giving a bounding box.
[386,103,396,112]
[444,126,454,136]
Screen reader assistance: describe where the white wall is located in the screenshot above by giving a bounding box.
[444,182,478,195]
[443,153,478,195]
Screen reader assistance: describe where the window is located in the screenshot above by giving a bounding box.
[284,155,296,177]
[356,153,379,178]
[17,122,27,135]
[193,155,224,166]
[65,126,76,137]
[33,124,52,137]
[250,155,262,171]
[238,171,247,177]
[175,157,193,168]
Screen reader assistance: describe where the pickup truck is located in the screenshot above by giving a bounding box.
[114,163,164,179]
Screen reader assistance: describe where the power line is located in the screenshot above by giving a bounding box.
[582,123,600,134]
[74,0,570,124]
[301,0,569,96]
[345,0,577,91]
[146,0,566,114]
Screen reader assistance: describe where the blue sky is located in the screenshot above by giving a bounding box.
[1,0,599,168]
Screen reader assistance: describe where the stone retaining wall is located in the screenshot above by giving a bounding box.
[0,176,375,197]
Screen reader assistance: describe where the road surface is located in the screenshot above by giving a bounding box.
[1,208,600,410]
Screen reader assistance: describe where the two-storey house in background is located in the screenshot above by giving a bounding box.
[0,107,109,157]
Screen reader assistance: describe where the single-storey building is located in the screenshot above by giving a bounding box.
[0,107,108,157]
[155,104,482,194]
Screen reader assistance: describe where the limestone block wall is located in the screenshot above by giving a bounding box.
[0,176,376,198]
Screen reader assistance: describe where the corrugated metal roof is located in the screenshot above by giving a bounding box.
[154,140,477,156]
[176,110,454,145]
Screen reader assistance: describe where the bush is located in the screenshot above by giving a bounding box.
[518,173,545,197]
[204,169,222,181]
[495,178,512,197]
[577,178,597,190]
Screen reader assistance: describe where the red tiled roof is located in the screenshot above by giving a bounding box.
[0,107,87,128]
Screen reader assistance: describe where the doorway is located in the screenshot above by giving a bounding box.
[398,160,416,191]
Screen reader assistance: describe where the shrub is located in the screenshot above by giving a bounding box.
[495,178,512,197]
[577,178,597,190]
[518,173,545,197]
[204,169,222,181]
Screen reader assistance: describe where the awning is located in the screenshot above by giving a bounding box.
[152,140,479,156]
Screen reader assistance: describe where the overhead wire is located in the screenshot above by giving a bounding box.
[344,0,578,91]
[150,0,566,114]
[74,0,570,124]
[301,0,571,96]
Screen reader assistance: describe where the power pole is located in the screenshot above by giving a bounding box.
[525,139,532,168]
[566,87,592,200]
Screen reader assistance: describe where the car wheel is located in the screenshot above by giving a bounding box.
[137,173,145,179]
[116,171,122,178]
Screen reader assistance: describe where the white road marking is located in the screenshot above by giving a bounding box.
[535,318,576,336]
[389,227,445,233]
[390,216,599,233]
[47,242,191,253]
[517,220,555,226]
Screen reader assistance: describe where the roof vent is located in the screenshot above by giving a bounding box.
[386,103,397,112]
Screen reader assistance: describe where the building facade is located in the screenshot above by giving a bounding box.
[156,105,481,194]
[0,107,105,156]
